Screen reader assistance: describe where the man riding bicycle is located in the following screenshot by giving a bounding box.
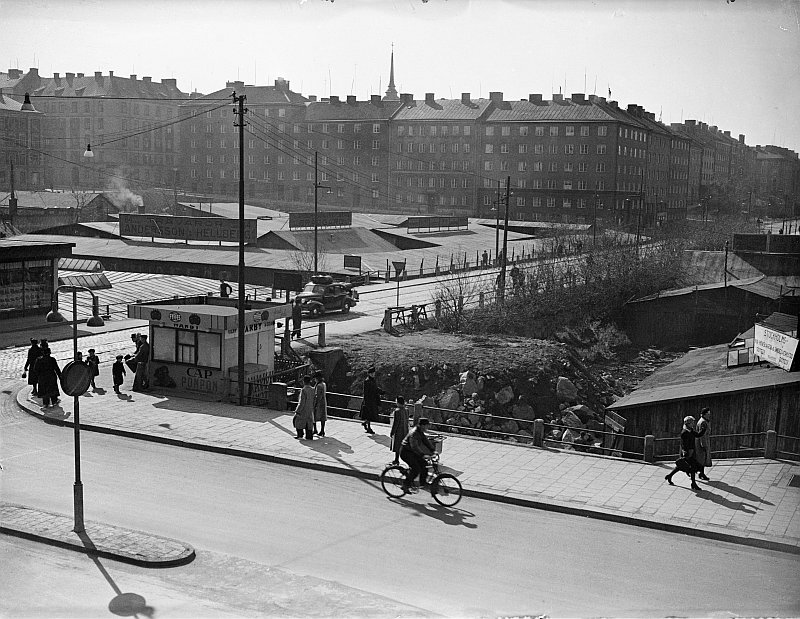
[400,417,436,491]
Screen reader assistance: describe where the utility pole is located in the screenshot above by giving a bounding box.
[498,176,511,303]
[233,91,247,406]
[313,152,330,275]
[494,179,501,262]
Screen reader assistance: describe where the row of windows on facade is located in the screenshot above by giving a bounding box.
[48,117,175,137]
[39,100,174,117]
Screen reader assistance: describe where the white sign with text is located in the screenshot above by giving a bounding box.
[753,324,798,371]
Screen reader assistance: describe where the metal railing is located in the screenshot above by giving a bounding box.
[654,432,767,460]
[543,422,646,459]
[777,434,800,461]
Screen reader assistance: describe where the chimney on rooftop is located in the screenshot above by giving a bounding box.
[109,71,114,78]
[307,95,317,102]
[274,77,289,90]
[370,94,381,105]
[142,77,152,84]
[162,78,176,88]
[330,95,340,104]
[130,74,137,81]
[400,93,414,106]
[53,72,60,82]
[7,69,22,79]
[347,95,356,105]
[425,92,435,105]
[65,72,74,85]
[77,73,84,78]
[95,71,103,82]
[461,92,471,105]
[571,93,586,104]
[29,68,38,76]
[489,91,504,104]
[724,130,731,137]
[552,93,563,102]
[739,134,745,143]
[529,93,542,104]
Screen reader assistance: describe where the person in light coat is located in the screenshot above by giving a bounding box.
[314,371,328,437]
[293,375,315,440]
[695,408,712,481]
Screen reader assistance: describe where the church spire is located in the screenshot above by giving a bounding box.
[383,44,399,101]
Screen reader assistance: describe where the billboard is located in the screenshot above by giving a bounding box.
[119,214,257,244]
[289,211,352,230]
[407,216,469,232]
[754,324,799,371]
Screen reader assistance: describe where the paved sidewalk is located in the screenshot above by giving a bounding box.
[0,502,195,566]
[14,382,800,555]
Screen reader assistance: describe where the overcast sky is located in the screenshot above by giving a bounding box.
[5,0,800,150]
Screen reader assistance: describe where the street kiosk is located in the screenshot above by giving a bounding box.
[128,297,292,401]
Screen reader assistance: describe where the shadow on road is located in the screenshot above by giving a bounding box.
[706,480,775,505]
[388,497,478,528]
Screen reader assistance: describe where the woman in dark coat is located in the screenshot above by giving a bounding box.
[360,367,383,435]
[34,348,62,408]
[665,415,705,491]
[23,339,42,396]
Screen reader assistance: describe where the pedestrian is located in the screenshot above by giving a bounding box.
[23,338,42,397]
[695,408,712,481]
[86,348,100,390]
[291,298,302,339]
[389,395,410,465]
[313,371,328,437]
[131,334,150,392]
[400,417,436,491]
[293,375,315,440]
[481,250,488,267]
[33,347,61,408]
[665,415,703,491]
[112,355,126,394]
[360,366,383,434]
[219,278,233,298]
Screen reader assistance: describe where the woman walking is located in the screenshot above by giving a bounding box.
[665,415,703,491]
[389,396,410,465]
[695,408,712,481]
[293,375,315,440]
[360,367,383,434]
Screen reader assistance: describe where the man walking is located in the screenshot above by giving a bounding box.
[132,334,150,392]
[34,348,61,408]
[23,338,42,397]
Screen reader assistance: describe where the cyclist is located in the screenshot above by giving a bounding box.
[400,417,436,491]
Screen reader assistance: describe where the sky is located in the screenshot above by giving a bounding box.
[4,0,800,151]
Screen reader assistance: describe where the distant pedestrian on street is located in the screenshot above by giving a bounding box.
[360,366,383,434]
[695,408,712,481]
[291,298,302,339]
[313,371,328,437]
[23,338,42,397]
[132,334,150,392]
[389,395,410,465]
[34,348,61,408]
[481,250,488,267]
[665,415,703,491]
[219,278,233,298]
[86,348,100,390]
[293,375,315,440]
[112,355,126,394]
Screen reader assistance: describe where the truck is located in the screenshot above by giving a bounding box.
[295,275,359,316]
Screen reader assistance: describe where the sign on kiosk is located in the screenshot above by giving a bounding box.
[754,324,799,371]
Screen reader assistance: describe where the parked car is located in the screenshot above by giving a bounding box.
[295,275,359,316]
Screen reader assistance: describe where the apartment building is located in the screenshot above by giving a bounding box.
[0,91,43,191]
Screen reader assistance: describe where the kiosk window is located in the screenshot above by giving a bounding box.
[197,332,221,368]
[177,330,196,364]
[153,327,176,362]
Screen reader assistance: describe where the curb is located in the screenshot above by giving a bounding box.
[15,391,800,556]
[1,503,195,568]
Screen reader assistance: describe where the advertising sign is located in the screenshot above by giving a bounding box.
[343,255,362,270]
[407,216,469,232]
[120,213,257,244]
[289,211,352,230]
[754,324,799,371]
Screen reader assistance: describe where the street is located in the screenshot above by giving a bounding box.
[1,380,798,617]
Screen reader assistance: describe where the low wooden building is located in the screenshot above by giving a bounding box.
[608,321,800,461]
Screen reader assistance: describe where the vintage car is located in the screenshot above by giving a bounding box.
[295,275,359,316]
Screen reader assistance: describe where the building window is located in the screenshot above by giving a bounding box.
[596,163,606,172]
[500,144,509,154]
[563,180,572,190]
[519,144,528,154]
[565,144,574,154]
[578,199,586,209]
[549,162,558,172]
[337,140,344,149]
[520,126,529,136]
[597,144,606,154]
[577,180,587,190]
[463,126,471,136]
[566,126,575,136]
[579,144,589,155]
[484,161,493,171]
[534,144,543,154]
[580,126,589,136]
[518,162,527,172]
[598,125,608,136]
[550,126,558,136]
[578,162,588,172]
[547,198,556,208]
[564,162,573,172]
[532,197,541,207]
[535,126,544,136]
[533,162,543,172]
[516,197,525,206]
[372,140,380,149]
[563,199,572,208]
[500,161,509,171]
[501,126,510,136]
[485,144,493,154]
[486,126,494,136]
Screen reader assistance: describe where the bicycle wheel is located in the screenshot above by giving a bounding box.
[381,465,408,498]
[431,473,462,507]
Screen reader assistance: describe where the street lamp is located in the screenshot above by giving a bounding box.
[593,193,599,246]
[313,152,331,275]
[46,285,105,533]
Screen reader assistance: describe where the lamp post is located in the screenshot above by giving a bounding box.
[46,285,105,533]
[592,193,598,246]
[313,152,331,275]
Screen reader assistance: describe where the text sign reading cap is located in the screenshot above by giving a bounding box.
[61,361,92,397]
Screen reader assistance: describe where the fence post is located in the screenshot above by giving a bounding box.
[383,308,393,333]
[385,270,390,283]
[458,295,463,313]
[533,419,544,447]
[414,401,423,426]
[318,322,326,348]
[435,299,441,318]
[643,434,655,462]
[364,272,370,285]
[479,292,484,308]
[765,430,777,459]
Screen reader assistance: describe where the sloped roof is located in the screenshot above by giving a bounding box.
[265,227,401,254]
[0,93,39,113]
[305,100,403,121]
[487,99,620,123]
[27,73,187,100]
[0,190,102,209]
[393,98,493,121]
[190,84,307,105]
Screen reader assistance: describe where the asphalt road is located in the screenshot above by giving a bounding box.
[1,379,798,617]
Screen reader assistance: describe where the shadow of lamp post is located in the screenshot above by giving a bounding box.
[46,285,105,533]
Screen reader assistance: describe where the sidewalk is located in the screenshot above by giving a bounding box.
[15,382,800,555]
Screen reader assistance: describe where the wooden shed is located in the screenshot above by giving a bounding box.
[608,342,800,461]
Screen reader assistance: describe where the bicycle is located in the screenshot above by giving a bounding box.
[380,436,463,507]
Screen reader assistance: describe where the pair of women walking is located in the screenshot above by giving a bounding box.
[665,408,712,491]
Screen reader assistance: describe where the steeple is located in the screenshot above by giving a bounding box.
[383,45,399,101]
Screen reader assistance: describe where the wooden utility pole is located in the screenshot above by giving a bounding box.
[499,176,511,303]
[233,92,247,406]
